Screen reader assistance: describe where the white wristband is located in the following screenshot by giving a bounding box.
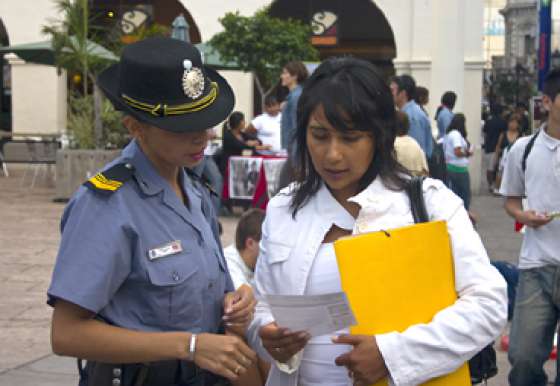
[188,333,197,362]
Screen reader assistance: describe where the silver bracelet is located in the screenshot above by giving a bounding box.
[188,333,197,362]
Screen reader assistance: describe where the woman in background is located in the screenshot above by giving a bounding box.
[444,113,473,209]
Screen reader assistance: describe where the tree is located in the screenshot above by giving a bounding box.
[42,0,115,148]
[210,9,319,105]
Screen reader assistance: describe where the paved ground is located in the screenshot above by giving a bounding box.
[0,165,556,385]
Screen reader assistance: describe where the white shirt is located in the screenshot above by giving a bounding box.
[248,178,507,386]
[444,130,469,168]
[223,244,254,289]
[252,112,282,152]
[300,243,351,386]
[499,126,560,269]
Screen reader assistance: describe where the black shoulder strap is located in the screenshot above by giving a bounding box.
[405,176,429,224]
[522,131,540,172]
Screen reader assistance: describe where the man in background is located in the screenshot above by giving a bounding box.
[390,75,434,158]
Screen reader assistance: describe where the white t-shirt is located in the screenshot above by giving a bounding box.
[444,130,469,168]
[299,243,350,386]
[223,244,254,289]
[500,127,560,269]
[252,113,282,152]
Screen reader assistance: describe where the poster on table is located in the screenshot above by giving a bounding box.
[229,156,263,200]
[263,158,287,198]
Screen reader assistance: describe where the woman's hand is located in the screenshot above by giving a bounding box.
[259,322,311,363]
[333,335,389,385]
[194,333,257,382]
[223,284,257,337]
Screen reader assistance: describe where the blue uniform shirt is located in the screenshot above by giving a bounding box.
[402,100,434,158]
[48,140,233,333]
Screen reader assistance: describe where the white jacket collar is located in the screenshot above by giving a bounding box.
[314,182,356,231]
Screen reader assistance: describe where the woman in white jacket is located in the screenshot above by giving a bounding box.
[247,57,507,386]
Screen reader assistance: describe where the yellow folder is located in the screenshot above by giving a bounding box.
[334,220,470,386]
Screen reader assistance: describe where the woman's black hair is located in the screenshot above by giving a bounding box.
[446,113,470,146]
[290,57,410,217]
[227,111,245,131]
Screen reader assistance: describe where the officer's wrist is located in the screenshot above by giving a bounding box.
[187,333,197,362]
[176,332,194,361]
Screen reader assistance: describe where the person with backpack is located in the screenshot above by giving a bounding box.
[500,68,560,386]
[435,91,457,140]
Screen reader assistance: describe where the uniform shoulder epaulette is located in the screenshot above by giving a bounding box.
[83,162,135,195]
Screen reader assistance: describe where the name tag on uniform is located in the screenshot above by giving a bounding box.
[148,240,183,261]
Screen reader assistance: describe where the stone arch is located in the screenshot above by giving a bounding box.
[268,0,397,76]
[90,0,201,43]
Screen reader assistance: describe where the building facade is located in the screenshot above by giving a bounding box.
[1,0,487,191]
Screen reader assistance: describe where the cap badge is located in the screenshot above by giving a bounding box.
[182,59,205,99]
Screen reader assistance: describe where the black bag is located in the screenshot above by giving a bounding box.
[427,140,447,183]
[405,176,498,385]
[469,344,498,384]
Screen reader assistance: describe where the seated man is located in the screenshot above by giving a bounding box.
[223,208,270,386]
[224,208,265,289]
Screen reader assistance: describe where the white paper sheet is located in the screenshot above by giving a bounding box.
[262,292,357,337]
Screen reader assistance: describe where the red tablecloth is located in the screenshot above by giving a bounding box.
[222,155,287,210]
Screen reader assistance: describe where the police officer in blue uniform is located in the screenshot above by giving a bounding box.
[47,37,257,386]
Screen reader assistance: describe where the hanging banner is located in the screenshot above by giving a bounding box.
[538,0,552,91]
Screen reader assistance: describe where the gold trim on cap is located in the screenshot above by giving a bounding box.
[122,82,218,117]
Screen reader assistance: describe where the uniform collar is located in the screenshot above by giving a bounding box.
[121,139,198,198]
[315,182,356,231]
[539,123,560,150]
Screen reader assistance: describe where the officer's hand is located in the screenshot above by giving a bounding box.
[518,210,552,228]
[333,334,389,385]
[259,322,310,363]
[223,284,256,336]
[194,333,257,382]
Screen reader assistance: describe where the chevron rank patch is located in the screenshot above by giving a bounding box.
[83,162,135,195]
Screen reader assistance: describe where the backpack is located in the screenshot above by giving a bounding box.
[427,139,447,183]
[405,176,498,384]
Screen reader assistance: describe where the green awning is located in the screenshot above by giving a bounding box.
[0,38,117,66]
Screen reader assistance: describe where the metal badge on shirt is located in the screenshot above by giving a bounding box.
[148,240,183,261]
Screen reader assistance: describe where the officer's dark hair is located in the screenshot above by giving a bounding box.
[264,94,279,107]
[395,111,410,136]
[543,67,560,100]
[227,111,245,131]
[441,91,457,110]
[392,74,416,101]
[290,57,410,218]
[284,61,309,84]
[235,209,266,251]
